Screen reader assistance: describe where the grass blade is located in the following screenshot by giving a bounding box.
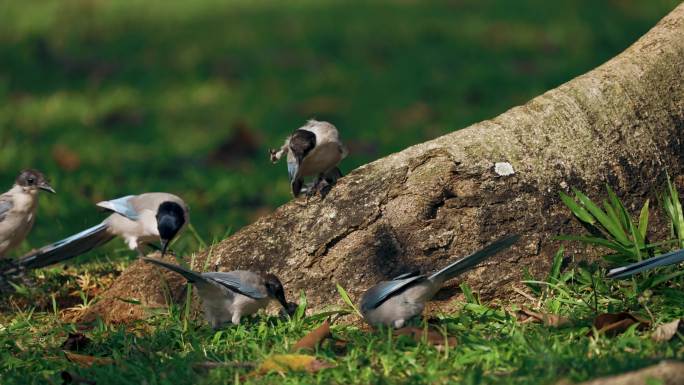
[638,199,650,240]
[573,189,631,246]
[547,247,564,284]
[559,191,595,224]
[336,284,362,318]
[460,282,479,304]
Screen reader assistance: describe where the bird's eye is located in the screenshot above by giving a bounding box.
[27,177,35,185]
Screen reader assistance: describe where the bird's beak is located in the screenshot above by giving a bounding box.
[160,239,170,257]
[276,292,290,314]
[38,182,56,194]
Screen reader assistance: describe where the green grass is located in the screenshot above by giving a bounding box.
[1,1,683,384]
[1,259,683,385]
[0,0,679,260]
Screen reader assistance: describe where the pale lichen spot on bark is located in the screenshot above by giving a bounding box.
[494,162,515,176]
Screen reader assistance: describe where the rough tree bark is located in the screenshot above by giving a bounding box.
[84,4,684,324]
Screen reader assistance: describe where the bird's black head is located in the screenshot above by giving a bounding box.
[264,273,291,313]
[15,169,55,194]
[156,201,186,256]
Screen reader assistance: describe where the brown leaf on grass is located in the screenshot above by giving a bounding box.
[394,327,457,349]
[61,333,91,352]
[251,354,335,376]
[652,319,682,342]
[591,312,650,337]
[63,351,114,367]
[292,319,331,352]
[517,307,572,328]
[52,145,81,171]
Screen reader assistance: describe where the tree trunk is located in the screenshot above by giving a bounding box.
[84,4,684,324]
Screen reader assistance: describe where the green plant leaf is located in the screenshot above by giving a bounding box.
[664,175,684,248]
[523,267,541,294]
[606,185,631,232]
[555,235,632,256]
[638,199,650,240]
[295,290,308,321]
[559,191,595,224]
[335,284,362,318]
[460,282,478,304]
[547,247,564,284]
[573,189,631,246]
[650,269,684,288]
[602,200,625,235]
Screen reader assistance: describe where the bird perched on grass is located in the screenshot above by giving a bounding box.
[16,193,188,271]
[360,235,519,328]
[270,119,348,197]
[607,248,684,279]
[143,257,295,329]
[0,169,55,259]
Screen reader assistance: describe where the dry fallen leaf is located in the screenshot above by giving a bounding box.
[61,333,91,352]
[394,327,457,349]
[63,351,114,368]
[652,319,682,342]
[251,354,335,376]
[517,307,572,328]
[591,312,650,337]
[292,319,331,352]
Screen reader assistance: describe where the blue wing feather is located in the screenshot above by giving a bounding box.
[203,272,268,299]
[97,195,139,220]
[360,275,425,312]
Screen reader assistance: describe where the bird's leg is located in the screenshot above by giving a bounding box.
[231,312,242,325]
[323,167,343,185]
[306,175,324,198]
[135,241,149,258]
[291,179,304,197]
[318,167,343,198]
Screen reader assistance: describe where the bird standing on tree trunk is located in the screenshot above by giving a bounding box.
[270,119,348,197]
[143,257,296,329]
[360,235,520,328]
[16,192,189,271]
[0,169,55,259]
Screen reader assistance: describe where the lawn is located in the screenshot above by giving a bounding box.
[1,258,683,384]
[1,1,683,384]
[0,0,679,257]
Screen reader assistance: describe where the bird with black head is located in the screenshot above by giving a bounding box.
[270,119,348,198]
[17,192,189,271]
[143,257,296,329]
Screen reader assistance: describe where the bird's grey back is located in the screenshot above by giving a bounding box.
[130,193,188,214]
[202,270,268,299]
[301,120,341,144]
[360,274,426,312]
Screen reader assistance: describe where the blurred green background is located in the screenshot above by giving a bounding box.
[0,0,679,260]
